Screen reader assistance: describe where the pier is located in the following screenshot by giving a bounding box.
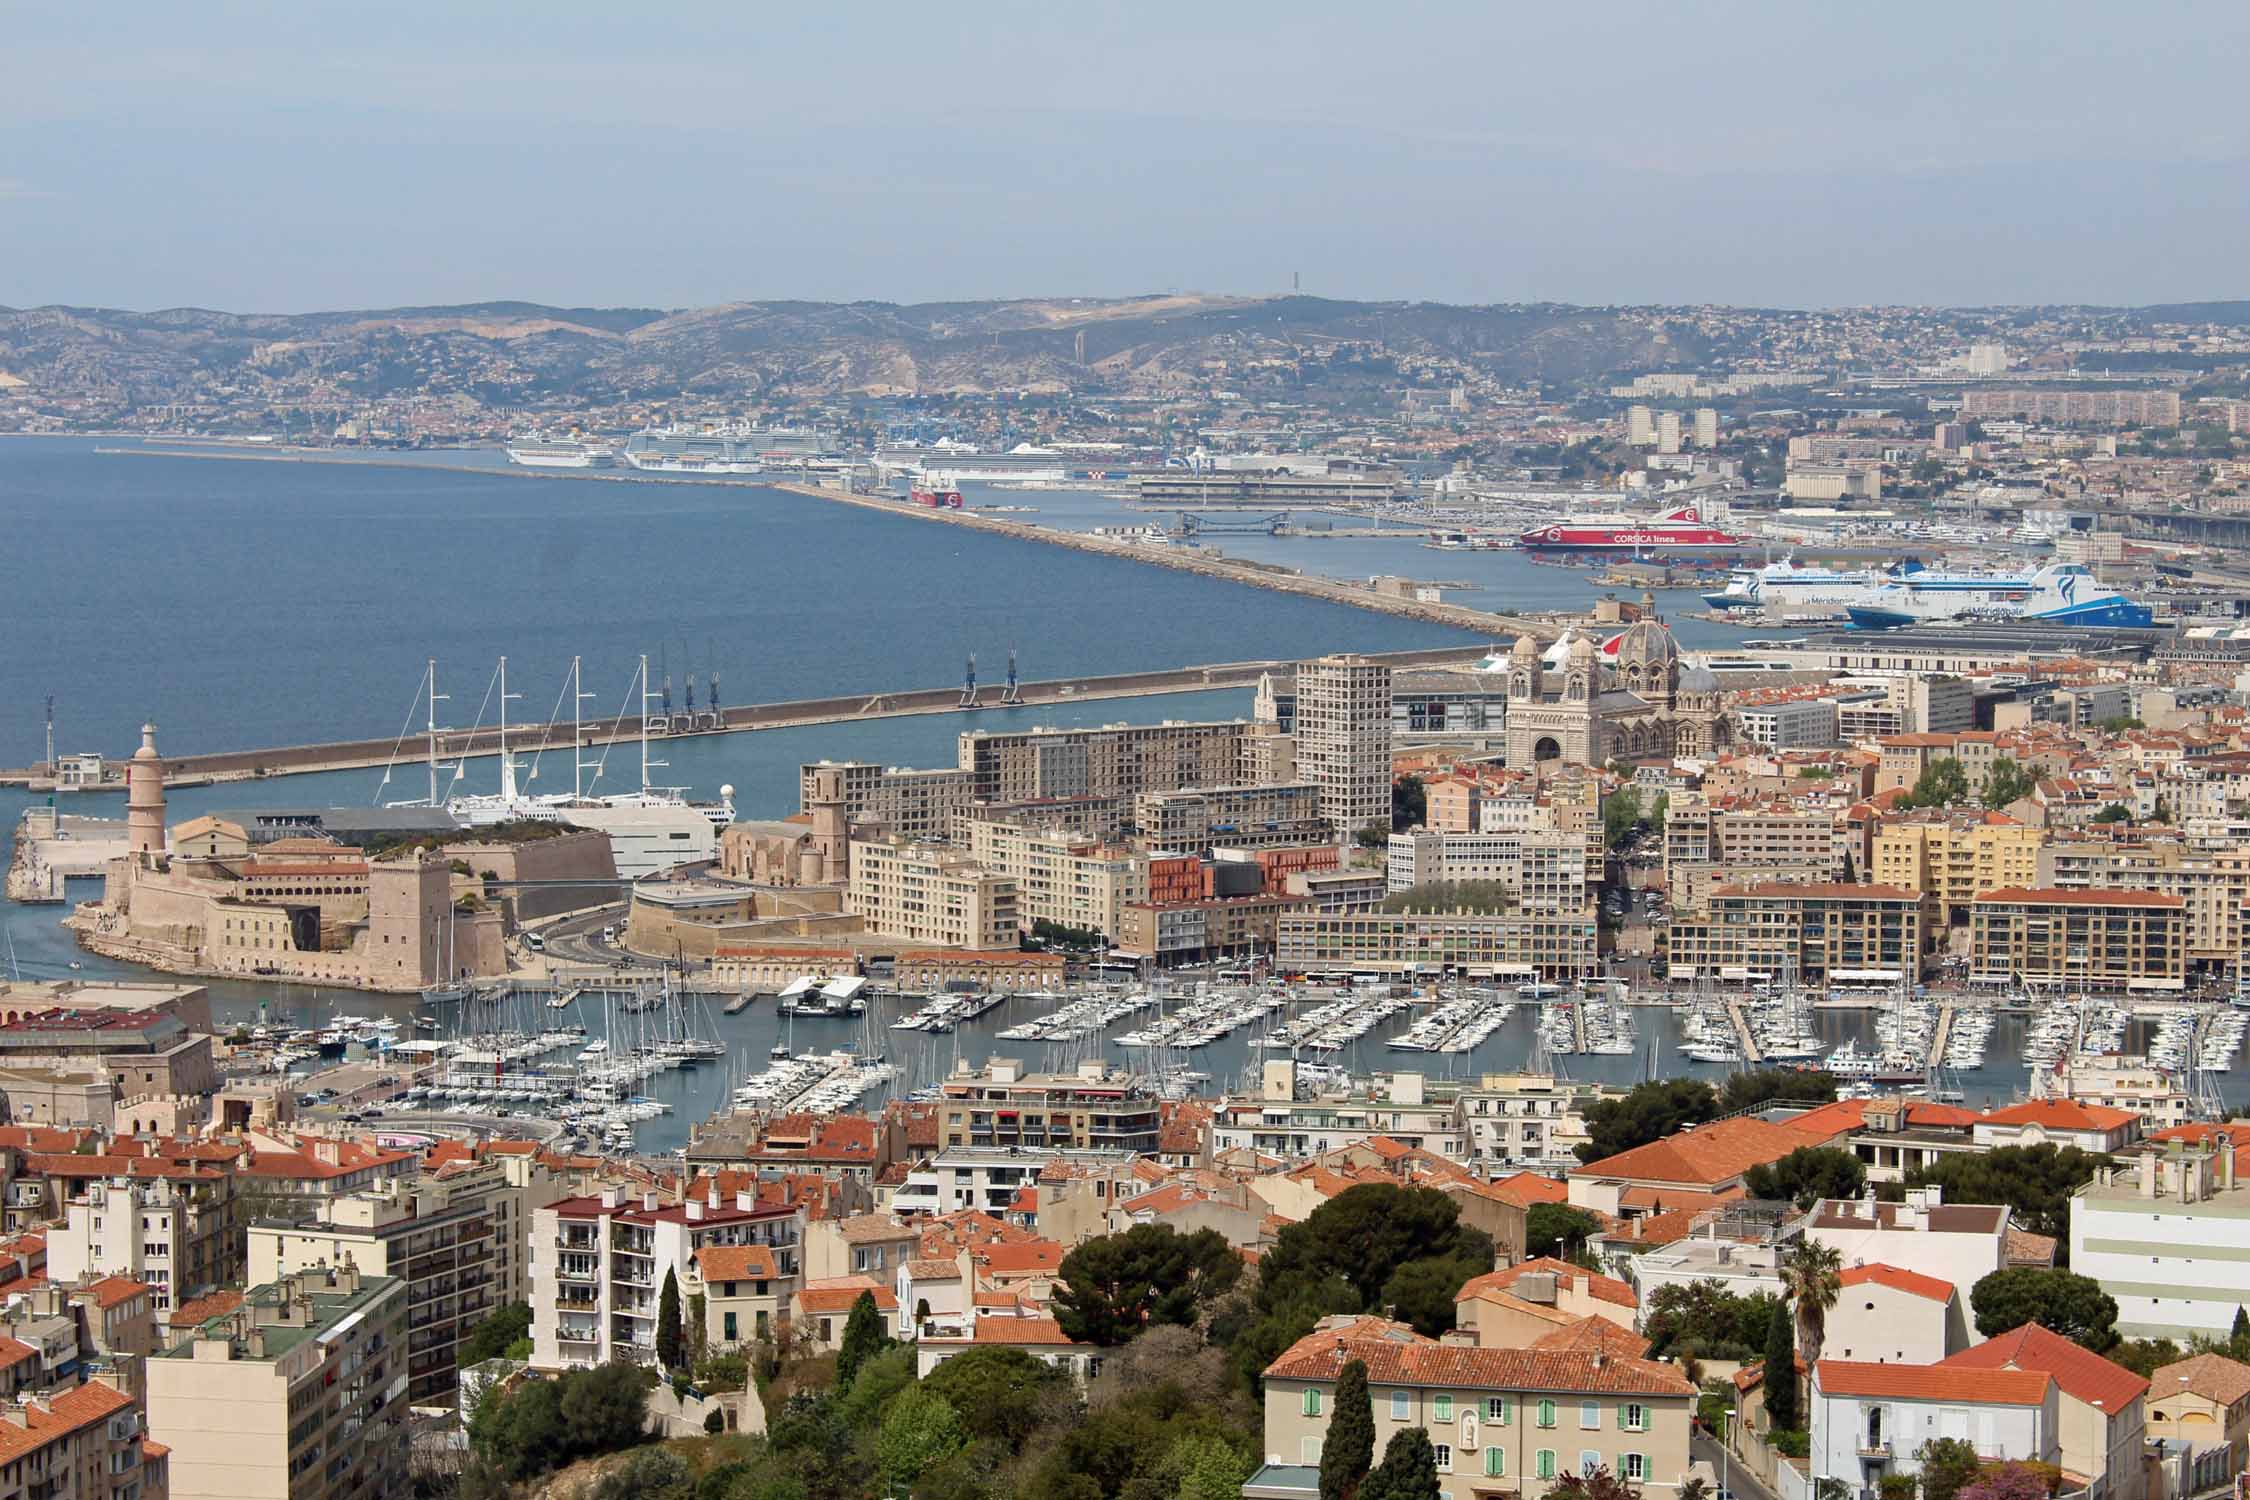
[1928,1004,1957,1067]
[0,642,1500,788]
[6,810,129,903]
[1723,1001,1765,1064]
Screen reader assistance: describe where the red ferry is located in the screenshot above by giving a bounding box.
[1516,504,1745,552]
[911,483,964,508]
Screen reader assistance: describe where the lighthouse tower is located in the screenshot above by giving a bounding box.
[125,723,166,858]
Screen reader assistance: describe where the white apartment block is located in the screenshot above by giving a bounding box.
[2071,1144,2250,1341]
[531,1188,805,1371]
[1385,830,1591,911]
[1735,697,1841,750]
[959,820,1147,939]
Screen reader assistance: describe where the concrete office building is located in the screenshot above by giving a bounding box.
[957,821,1146,939]
[955,721,1245,803]
[1294,655,1393,842]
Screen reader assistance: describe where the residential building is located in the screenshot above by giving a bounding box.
[802,1214,919,1284]
[2070,1143,2250,1341]
[956,820,1146,939]
[1941,1323,2147,1500]
[1457,1074,1604,1172]
[845,837,1019,950]
[1452,1261,1639,1350]
[245,1152,556,1405]
[797,760,976,843]
[1568,1115,1835,1216]
[529,1188,805,1371]
[1808,1360,2059,1496]
[1132,784,1323,849]
[2145,1353,2250,1480]
[689,1244,790,1350]
[934,1059,1163,1155]
[148,1263,405,1500]
[1973,1100,2141,1154]
[1254,1315,1695,1494]
[1664,883,1924,984]
[1801,1188,2013,1293]
[1384,831,1592,912]
[1117,891,1307,967]
[0,1375,164,1500]
[792,1277,896,1352]
[1213,1064,1469,1162]
[1736,698,1840,750]
[914,1318,1100,1384]
[889,1145,1139,1219]
[1969,888,2186,990]
[2038,839,2250,973]
[1275,910,1598,982]
[1295,655,1394,842]
[1826,1264,1970,1365]
[2027,1056,2195,1134]
[1872,817,2045,924]
[43,1173,236,1315]
[955,721,1246,803]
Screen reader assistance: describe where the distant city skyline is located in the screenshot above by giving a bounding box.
[7,2,2250,312]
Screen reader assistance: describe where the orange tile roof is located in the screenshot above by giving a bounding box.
[0,1381,139,1465]
[696,1245,780,1283]
[1817,1359,2052,1405]
[1530,1316,1653,1359]
[1980,1099,2140,1132]
[0,1339,36,1374]
[1456,1257,1637,1310]
[2152,1353,2250,1408]
[1940,1323,2150,1410]
[72,1275,149,1311]
[1572,1115,1824,1186]
[794,1277,895,1315]
[1268,1323,1691,1395]
[1487,1171,1569,1208]
[973,1240,1065,1276]
[1839,1263,1955,1303]
[964,1316,1077,1346]
[168,1289,243,1329]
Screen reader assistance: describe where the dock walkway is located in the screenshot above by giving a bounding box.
[1723,1001,1765,1064]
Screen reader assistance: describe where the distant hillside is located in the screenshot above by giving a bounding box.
[0,294,1723,405]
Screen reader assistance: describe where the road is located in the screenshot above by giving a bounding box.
[1693,1431,1783,1500]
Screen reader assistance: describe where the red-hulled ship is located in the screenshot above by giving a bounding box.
[1516,504,1745,552]
[911,482,964,508]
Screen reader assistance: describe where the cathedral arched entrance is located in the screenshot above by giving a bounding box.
[1533,736,1562,762]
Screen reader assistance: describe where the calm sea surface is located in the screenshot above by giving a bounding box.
[0,441,2219,1148]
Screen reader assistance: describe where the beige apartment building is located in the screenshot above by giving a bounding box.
[2039,837,2250,972]
[846,838,1019,949]
[44,1172,239,1314]
[1294,655,1394,840]
[0,1376,164,1500]
[935,1058,1163,1154]
[147,1264,405,1500]
[1133,783,1323,848]
[958,820,1147,939]
[1872,816,2045,923]
[246,1152,558,1404]
[1275,910,1599,982]
[1970,887,2186,989]
[1257,1317,1695,1492]
[955,720,1246,802]
[797,760,977,842]
[1666,883,1925,983]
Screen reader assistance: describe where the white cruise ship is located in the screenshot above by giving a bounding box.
[1703,558,1888,612]
[505,436,617,469]
[622,426,765,474]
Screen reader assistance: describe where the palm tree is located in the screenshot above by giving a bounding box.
[1779,1238,1844,1369]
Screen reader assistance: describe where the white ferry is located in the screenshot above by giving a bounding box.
[505,436,617,469]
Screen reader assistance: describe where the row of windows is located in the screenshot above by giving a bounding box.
[1301,1390,1649,1433]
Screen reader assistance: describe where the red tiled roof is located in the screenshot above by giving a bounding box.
[973,1240,1064,1276]
[169,1289,243,1329]
[1530,1316,1652,1359]
[2152,1353,2250,1407]
[696,1245,780,1283]
[1572,1115,1826,1186]
[1456,1258,1637,1310]
[795,1277,895,1315]
[1817,1359,2052,1405]
[1487,1171,1569,1208]
[1269,1323,1690,1395]
[1839,1263,1954,1303]
[0,1380,139,1465]
[1940,1323,2150,1410]
[0,1339,36,1373]
[72,1275,149,1311]
[960,1316,1076,1346]
[1980,1100,2139,1132]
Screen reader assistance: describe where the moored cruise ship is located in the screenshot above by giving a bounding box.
[1703,558,1890,611]
[1517,503,1747,552]
[1844,562,2154,630]
[505,436,618,469]
[622,426,766,474]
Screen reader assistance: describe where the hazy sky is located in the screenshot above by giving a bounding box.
[6,1,2248,312]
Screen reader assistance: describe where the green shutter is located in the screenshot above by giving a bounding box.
[1435,1395,1453,1422]
[1538,1399,1556,1428]
[1538,1449,1556,1480]
[1486,1446,1506,1478]
[1501,1395,1514,1426]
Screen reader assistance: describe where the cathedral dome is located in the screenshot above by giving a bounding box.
[1616,618,1680,668]
[1511,634,1541,664]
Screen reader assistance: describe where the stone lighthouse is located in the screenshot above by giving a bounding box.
[125,723,166,858]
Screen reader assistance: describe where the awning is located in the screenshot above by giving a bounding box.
[1831,968,1904,981]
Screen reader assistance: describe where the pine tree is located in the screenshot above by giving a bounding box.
[1360,1427,1440,1500]
[1321,1358,1375,1500]
[655,1267,683,1371]
[2232,1305,2250,1358]
[838,1289,886,1388]
[1763,1297,1799,1430]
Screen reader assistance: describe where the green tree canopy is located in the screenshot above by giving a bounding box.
[918,1345,1069,1451]
[459,1302,532,1367]
[1526,1202,1603,1260]
[656,1267,683,1371]
[1393,774,1427,832]
[875,1387,966,1491]
[1603,787,1645,850]
[1917,1438,1984,1500]
[1980,758,2037,809]
[1719,1067,1839,1114]
[1361,1426,1441,1500]
[2092,802,2133,824]
[1904,757,1972,809]
[1320,1359,1376,1500]
[1053,1223,1244,1346]
[1576,1078,1719,1163]
[1641,1279,1782,1362]
[1970,1268,2120,1350]
[836,1289,890,1386]
[471,1362,652,1482]
[1542,1468,1641,1500]
[1745,1146,1868,1208]
[1255,1184,1494,1318]
[1763,1297,1799,1430]
[1903,1143,2106,1246]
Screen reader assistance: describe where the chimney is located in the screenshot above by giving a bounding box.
[642,1192,657,1212]
[687,1200,705,1222]
[2141,1150,2160,1199]
[2224,1144,2238,1192]
[600,1188,620,1210]
[736,1191,755,1213]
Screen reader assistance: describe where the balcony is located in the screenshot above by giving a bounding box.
[1857,1441,1892,1459]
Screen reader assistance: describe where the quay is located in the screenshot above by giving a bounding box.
[0,642,1500,788]
[1929,1004,1957,1067]
[5,809,129,903]
[1722,1000,1766,1064]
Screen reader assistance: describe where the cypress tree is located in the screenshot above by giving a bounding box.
[1321,1358,1375,1500]
[2232,1305,2249,1358]
[1763,1297,1799,1430]
[838,1289,886,1388]
[655,1267,683,1371]
[1360,1427,1441,1500]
